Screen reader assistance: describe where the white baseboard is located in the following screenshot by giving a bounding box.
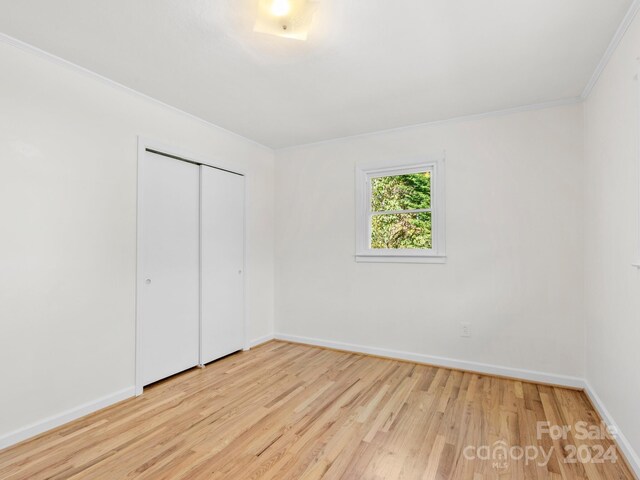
[0,335,275,451]
[274,333,586,389]
[2,340,637,480]
[274,333,640,475]
[0,386,136,451]
[583,382,640,478]
[247,334,275,349]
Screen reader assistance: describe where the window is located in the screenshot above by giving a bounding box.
[356,159,446,263]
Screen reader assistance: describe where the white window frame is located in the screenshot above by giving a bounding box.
[355,158,446,264]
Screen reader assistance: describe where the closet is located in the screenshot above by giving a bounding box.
[138,149,245,388]
[200,165,245,364]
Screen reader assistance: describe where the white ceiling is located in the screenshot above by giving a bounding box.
[0,0,633,148]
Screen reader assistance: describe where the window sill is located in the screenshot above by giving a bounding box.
[355,254,447,264]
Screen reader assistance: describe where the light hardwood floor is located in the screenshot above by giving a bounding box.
[0,341,634,479]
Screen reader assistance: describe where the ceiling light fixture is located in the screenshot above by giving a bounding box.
[254,0,320,41]
[270,0,291,17]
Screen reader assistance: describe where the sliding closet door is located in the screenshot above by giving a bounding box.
[200,165,245,364]
[139,151,200,386]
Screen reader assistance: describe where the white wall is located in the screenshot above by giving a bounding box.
[584,9,640,467]
[0,41,275,441]
[275,104,585,379]
[5,11,640,462]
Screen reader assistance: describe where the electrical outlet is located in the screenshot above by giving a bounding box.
[460,322,471,338]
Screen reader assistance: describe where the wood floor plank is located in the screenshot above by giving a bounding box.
[0,341,634,480]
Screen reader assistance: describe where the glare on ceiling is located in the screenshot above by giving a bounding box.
[254,0,320,41]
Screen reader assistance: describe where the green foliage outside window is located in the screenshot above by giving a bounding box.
[370,172,432,249]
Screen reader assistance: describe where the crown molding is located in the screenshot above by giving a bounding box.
[0,32,272,152]
[581,0,640,99]
[2,0,637,152]
[277,97,582,151]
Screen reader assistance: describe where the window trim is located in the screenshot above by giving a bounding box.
[355,158,446,264]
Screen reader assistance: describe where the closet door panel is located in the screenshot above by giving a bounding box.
[140,152,200,386]
[200,166,245,364]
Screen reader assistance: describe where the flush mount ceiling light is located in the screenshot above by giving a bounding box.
[254,0,320,41]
